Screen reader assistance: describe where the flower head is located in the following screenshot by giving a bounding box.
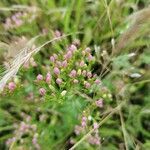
[95,99,103,108]
[82,70,87,76]
[73,79,79,84]
[46,73,51,83]
[88,54,94,61]
[39,88,46,96]
[37,74,43,81]
[93,122,99,130]
[84,82,91,89]
[50,56,55,63]
[62,60,67,67]
[85,47,91,53]
[68,44,77,52]
[64,51,72,60]
[87,71,92,78]
[56,78,62,85]
[69,70,77,78]
[79,61,85,67]
[95,79,101,85]
[8,82,16,91]
[54,67,60,75]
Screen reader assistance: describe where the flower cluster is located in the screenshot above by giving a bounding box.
[74,115,101,146]
[35,43,105,100]
[4,40,112,148]
[3,12,24,29]
[6,113,40,149]
[3,10,37,30]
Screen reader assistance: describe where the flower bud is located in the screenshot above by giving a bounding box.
[37,74,43,81]
[54,30,61,37]
[82,70,87,76]
[46,73,51,83]
[64,51,72,60]
[95,79,101,85]
[50,56,55,63]
[69,70,77,78]
[84,82,91,89]
[73,79,79,84]
[81,121,86,127]
[87,71,92,78]
[79,61,85,67]
[93,122,99,130]
[88,54,94,61]
[56,78,62,85]
[68,44,77,52]
[53,54,58,59]
[85,47,91,53]
[95,99,103,108]
[39,88,46,96]
[8,82,16,91]
[62,60,67,67]
[54,67,60,75]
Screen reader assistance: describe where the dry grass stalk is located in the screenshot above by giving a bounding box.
[115,7,150,55]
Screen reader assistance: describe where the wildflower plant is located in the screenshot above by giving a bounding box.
[0,0,150,150]
[1,40,113,149]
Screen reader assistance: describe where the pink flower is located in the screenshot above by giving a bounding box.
[93,74,97,78]
[79,61,85,67]
[39,88,46,96]
[82,116,87,122]
[74,125,82,135]
[88,135,100,145]
[54,67,60,75]
[82,70,87,76]
[50,56,55,63]
[87,71,92,78]
[85,82,91,89]
[62,60,67,67]
[81,116,87,128]
[95,99,103,108]
[73,79,78,84]
[95,79,101,85]
[85,47,91,53]
[69,70,77,78]
[73,39,80,47]
[56,78,62,85]
[27,92,34,100]
[81,121,86,127]
[8,82,16,91]
[64,51,72,60]
[88,54,94,61]
[46,73,51,83]
[37,74,43,81]
[93,122,99,130]
[15,19,23,26]
[53,54,58,59]
[68,44,77,52]
[54,30,61,37]
[19,122,29,132]
[56,61,62,67]
[32,136,37,145]
[6,137,16,146]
